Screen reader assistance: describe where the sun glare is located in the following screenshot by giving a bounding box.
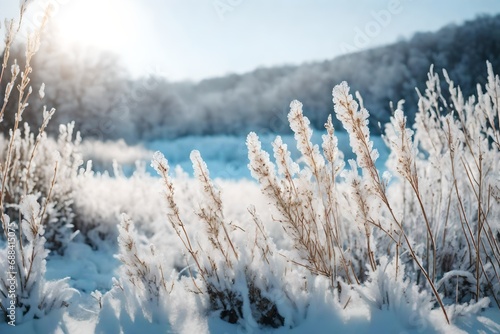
[55,0,138,53]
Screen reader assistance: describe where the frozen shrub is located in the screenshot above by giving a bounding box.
[0,121,83,252]
[247,103,350,286]
[0,4,78,324]
[150,150,287,328]
[45,122,83,250]
[0,195,76,323]
[112,61,500,330]
[71,161,171,248]
[115,213,171,322]
[245,63,500,323]
[384,63,500,305]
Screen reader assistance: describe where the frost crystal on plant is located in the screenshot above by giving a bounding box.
[333,81,379,170]
[39,82,45,99]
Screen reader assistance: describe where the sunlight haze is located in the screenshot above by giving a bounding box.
[4,0,500,81]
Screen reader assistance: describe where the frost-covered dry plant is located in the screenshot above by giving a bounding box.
[247,103,354,286]
[148,150,287,327]
[0,121,83,252]
[332,79,454,324]
[115,213,171,322]
[0,3,83,254]
[72,161,177,248]
[0,4,77,325]
[110,62,500,331]
[385,62,500,305]
[342,62,499,320]
[0,196,76,322]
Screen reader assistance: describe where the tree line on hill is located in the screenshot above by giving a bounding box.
[1,14,499,142]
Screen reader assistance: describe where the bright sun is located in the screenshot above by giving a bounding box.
[55,0,138,53]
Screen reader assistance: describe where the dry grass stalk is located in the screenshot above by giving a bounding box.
[153,150,284,326]
[333,81,450,323]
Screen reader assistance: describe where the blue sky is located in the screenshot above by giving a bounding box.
[3,0,500,81]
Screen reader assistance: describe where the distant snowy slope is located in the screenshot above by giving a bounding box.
[90,132,389,179]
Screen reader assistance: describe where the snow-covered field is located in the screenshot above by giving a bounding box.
[81,132,389,180]
[2,162,499,334]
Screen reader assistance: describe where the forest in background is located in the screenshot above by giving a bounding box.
[1,14,499,143]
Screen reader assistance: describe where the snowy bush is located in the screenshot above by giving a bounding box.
[150,150,289,327]
[0,121,83,252]
[0,195,76,323]
[112,61,500,332]
[384,62,500,305]
[71,161,173,248]
[115,213,171,322]
[0,5,78,325]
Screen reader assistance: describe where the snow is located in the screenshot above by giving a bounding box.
[143,132,388,180]
[3,246,498,334]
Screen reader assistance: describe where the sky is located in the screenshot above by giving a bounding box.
[2,0,500,81]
